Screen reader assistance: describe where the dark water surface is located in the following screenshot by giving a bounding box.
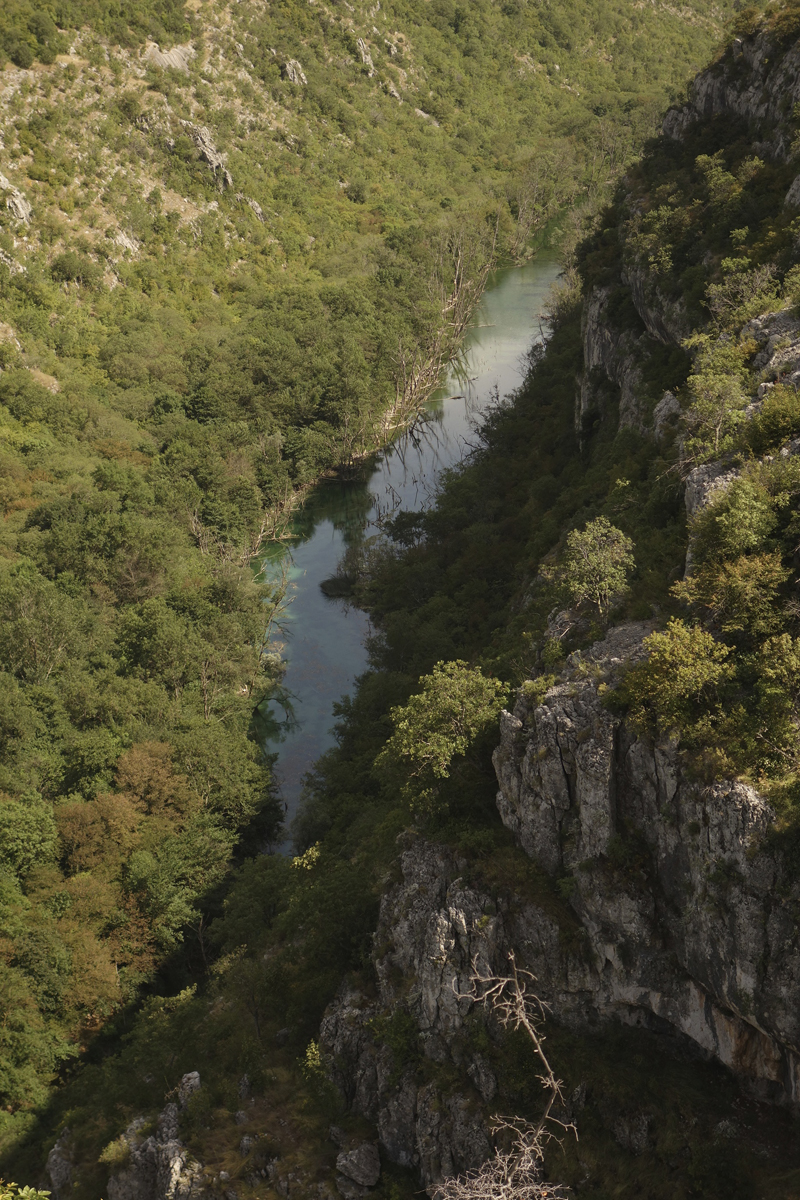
[261,252,561,836]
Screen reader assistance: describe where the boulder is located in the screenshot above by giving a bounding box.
[335,1143,380,1187]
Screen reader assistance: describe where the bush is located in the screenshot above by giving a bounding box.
[50,251,103,288]
[375,660,507,815]
[620,619,734,736]
[745,385,800,455]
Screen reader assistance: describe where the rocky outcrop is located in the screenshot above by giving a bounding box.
[143,42,195,72]
[662,26,800,159]
[282,59,307,85]
[324,622,800,1198]
[622,264,688,347]
[0,173,32,223]
[46,1129,73,1200]
[578,267,689,438]
[745,308,800,386]
[320,842,497,1191]
[579,286,646,431]
[106,1074,205,1200]
[493,624,800,1104]
[179,122,233,188]
[356,39,376,77]
[336,1143,381,1189]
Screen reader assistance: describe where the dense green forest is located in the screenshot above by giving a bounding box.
[14,0,800,1198]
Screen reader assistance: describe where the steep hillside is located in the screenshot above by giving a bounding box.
[17,0,800,1198]
[0,0,741,1140]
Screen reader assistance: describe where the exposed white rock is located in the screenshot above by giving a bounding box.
[683,460,740,520]
[744,307,800,380]
[579,285,645,431]
[662,28,800,160]
[105,1076,205,1200]
[282,59,307,85]
[0,248,23,275]
[320,844,493,1189]
[622,263,689,346]
[356,38,376,76]
[115,230,139,255]
[144,42,195,72]
[785,173,800,208]
[46,1129,73,1200]
[0,173,32,223]
[493,624,800,1104]
[652,390,680,440]
[179,122,233,188]
[178,1071,201,1107]
[0,321,21,349]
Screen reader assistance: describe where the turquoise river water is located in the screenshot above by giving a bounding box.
[260,252,562,838]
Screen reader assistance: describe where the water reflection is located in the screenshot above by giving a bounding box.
[259,252,562,834]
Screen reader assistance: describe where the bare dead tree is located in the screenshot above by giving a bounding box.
[435,952,574,1200]
[387,217,499,437]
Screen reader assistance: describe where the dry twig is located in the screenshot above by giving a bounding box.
[434,952,574,1200]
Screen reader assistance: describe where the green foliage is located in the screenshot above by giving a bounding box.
[0,1181,52,1200]
[0,0,753,1170]
[559,515,635,614]
[520,675,556,705]
[682,333,750,463]
[621,619,734,736]
[0,797,57,879]
[672,551,789,639]
[745,384,800,454]
[376,660,507,815]
[0,0,190,69]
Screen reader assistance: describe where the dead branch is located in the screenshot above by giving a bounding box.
[434,952,573,1200]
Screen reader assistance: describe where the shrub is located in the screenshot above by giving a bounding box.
[621,619,734,736]
[50,251,102,288]
[745,385,800,455]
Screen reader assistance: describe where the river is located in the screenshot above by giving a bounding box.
[260,252,561,840]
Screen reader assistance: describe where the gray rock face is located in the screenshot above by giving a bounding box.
[652,391,680,441]
[336,1144,380,1187]
[143,42,195,72]
[745,308,800,384]
[579,269,688,438]
[356,39,376,76]
[46,1129,73,1200]
[282,59,307,85]
[0,173,32,223]
[580,285,646,431]
[662,29,800,159]
[320,842,495,1189]
[622,264,689,347]
[179,123,233,188]
[493,625,800,1104]
[683,460,740,521]
[106,1076,205,1200]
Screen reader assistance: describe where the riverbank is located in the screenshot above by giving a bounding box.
[261,252,562,835]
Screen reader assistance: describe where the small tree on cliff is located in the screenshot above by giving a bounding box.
[375,660,507,816]
[559,516,635,616]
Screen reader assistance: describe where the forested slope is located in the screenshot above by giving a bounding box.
[0,0,758,1192]
[14,4,799,1200]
